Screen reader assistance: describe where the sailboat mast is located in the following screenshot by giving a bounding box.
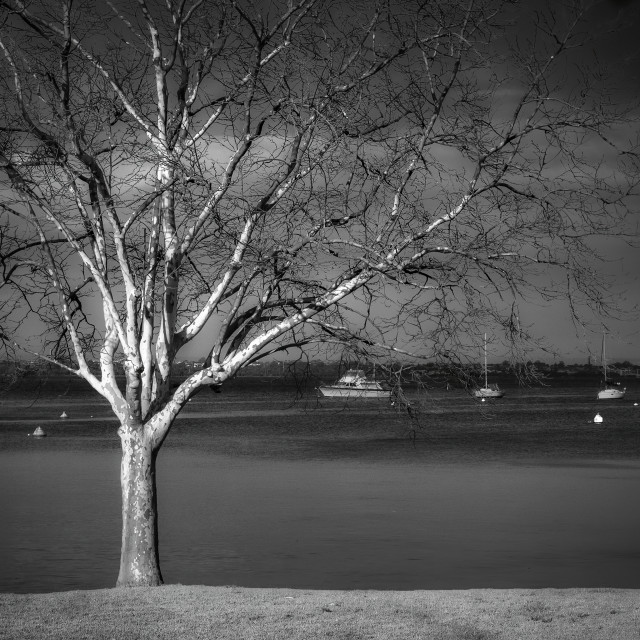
[484,333,488,388]
[602,333,607,385]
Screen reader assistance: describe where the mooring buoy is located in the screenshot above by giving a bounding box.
[593,413,603,424]
[32,426,46,437]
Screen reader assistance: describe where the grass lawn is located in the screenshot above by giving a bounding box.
[1,586,638,639]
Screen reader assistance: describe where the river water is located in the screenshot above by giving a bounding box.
[1,377,639,593]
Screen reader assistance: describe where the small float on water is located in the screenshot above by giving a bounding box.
[30,426,47,437]
[60,411,68,418]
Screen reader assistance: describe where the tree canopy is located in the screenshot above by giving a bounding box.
[0,0,637,412]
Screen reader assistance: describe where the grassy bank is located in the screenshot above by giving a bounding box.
[1,586,638,639]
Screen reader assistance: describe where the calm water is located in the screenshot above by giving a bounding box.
[1,378,640,593]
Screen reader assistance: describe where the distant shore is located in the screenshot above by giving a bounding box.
[1,586,638,640]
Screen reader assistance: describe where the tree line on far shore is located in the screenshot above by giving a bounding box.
[3,358,638,383]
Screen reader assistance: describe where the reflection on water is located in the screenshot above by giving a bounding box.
[1,381,640,593]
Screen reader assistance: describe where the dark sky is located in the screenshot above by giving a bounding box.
[179,0,640,364]
[566,0,640,362]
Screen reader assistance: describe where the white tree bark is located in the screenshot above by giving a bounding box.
[117,419,162,587]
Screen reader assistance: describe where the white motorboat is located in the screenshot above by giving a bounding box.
[473,333,505,399]
[318,369,391,399]
[597,333,625,400]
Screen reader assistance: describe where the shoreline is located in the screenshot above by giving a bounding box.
[1,586,639,639]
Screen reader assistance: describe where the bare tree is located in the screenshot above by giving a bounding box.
[0,0,636,586]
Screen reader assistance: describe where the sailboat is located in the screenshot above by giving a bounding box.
[473,333,505,399]
[597,334,625,400]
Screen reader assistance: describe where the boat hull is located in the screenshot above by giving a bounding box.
[597,388,626,400]
[473,387,505,399]
[319,369,391,399]
[318,386,391,399]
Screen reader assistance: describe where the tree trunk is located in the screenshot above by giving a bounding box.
[116,420,163,587]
